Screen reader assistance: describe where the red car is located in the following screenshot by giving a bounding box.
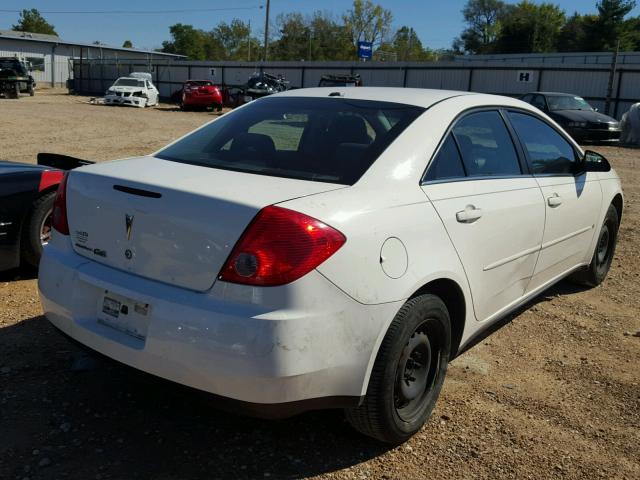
[179,80,225,111]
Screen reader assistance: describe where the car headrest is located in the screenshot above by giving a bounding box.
[328,115,372,145]
[229,132,276,161]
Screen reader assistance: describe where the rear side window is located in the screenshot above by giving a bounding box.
[508,112,577,174]
[424,134,465,182]
[452,111,521,177]
[156,97,424,185]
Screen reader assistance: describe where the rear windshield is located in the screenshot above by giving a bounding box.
[156,96,424,185]
[187,81,213,86]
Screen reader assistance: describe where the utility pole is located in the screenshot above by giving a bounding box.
[248,19,251,62]
[263,0,270,62]
[605,39,620,116]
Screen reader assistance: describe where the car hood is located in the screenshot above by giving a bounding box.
[551,109,618,124]
[107,86,144,93]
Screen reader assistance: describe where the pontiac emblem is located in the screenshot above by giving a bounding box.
[125,214,134,240]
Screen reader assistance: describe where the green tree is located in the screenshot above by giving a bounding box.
[161,24,213,60]
[496,1,566,53]
[390,26,436,61]
[621,16,640,50]
[591,0,637,50]
[456,0,507,54]
[272,13,309,60]
[271,11,352,61]
[12,8,57,35]
[343,0,393,54]
[557,13,598,52]
[212,19,258,60]
[122,40,133,48]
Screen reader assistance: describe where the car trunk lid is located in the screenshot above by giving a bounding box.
[65,156,344,291]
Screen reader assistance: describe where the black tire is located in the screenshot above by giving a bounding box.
[28,84,35,96]
[346,294,451,444]
[21,192,56,268]
[570,204,619,287]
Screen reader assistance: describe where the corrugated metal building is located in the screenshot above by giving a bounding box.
[455,51,640,65]
[0,29,184,88]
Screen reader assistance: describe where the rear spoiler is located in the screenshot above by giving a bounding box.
[37,153,94,170]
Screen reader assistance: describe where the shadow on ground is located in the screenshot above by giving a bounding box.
[0,315,390,480]
[0,279,591,479]
[0,265,38,282]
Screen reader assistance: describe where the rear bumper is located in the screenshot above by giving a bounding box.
[183,95,222,106]
[38,236,398,412]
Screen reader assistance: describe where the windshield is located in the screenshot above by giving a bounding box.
[156,96,424,185]
[114,78,145,87]
[547,95,593,111]
[0,60,26,75]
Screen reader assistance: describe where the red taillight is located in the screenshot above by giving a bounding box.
[219,206,346,286]
[52,173,69,235]
[39,170,64,192]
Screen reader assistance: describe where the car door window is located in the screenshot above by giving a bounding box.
[531,95,547,111]
[452,111,521,177]
[521,94,533,104]
[508,112,577,174]
[424,133,465,182]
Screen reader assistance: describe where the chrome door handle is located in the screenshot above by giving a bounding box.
[456,205,483,223]
[547,194,563,207]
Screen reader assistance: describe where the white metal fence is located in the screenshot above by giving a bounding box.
[72,59,640,119]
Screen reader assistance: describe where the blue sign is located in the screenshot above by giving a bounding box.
[357,41,373,59]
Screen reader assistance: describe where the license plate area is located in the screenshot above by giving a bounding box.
[98,291,150,340]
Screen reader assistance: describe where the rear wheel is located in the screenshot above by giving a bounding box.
[570,204,619,287]
[345,294,451,444]
[21,192,56,268]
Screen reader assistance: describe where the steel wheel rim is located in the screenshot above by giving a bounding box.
[40,208,53,246]
[596,226,610,266]
[394,321,439,422]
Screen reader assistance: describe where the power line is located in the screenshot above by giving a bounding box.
[0,6,263,15]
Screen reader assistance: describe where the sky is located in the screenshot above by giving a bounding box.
[1,1,639,52]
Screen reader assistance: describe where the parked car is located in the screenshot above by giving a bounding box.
[318,73,362,87]
[244,72,289,101]
[0,153,91,271]
[177,80,225,111]
[0,57,35,98]
[521,91,620,143]
[39,88,622,444]
[104,72,159,108]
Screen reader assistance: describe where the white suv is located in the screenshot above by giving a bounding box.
[39,88,623,443]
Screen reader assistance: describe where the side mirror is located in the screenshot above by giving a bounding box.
[582,150,611,172]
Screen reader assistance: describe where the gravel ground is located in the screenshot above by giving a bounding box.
[0,91,639,480]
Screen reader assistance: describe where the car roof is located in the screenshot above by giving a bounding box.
[529,91,582,97]
[274,87,477,108]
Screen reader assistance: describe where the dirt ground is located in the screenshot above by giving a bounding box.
[0,91,638,480]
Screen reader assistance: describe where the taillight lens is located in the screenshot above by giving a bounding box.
[219,206,346,286]
[52,173,69,235]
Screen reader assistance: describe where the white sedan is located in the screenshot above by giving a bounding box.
[39,88,623,443]
[104,74,159,108]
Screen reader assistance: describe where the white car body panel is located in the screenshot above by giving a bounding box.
[423,177,545,322]
[65,157,344,292]
[38,87,624,409]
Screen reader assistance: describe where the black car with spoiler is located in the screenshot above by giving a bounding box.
[0,154,92,271]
